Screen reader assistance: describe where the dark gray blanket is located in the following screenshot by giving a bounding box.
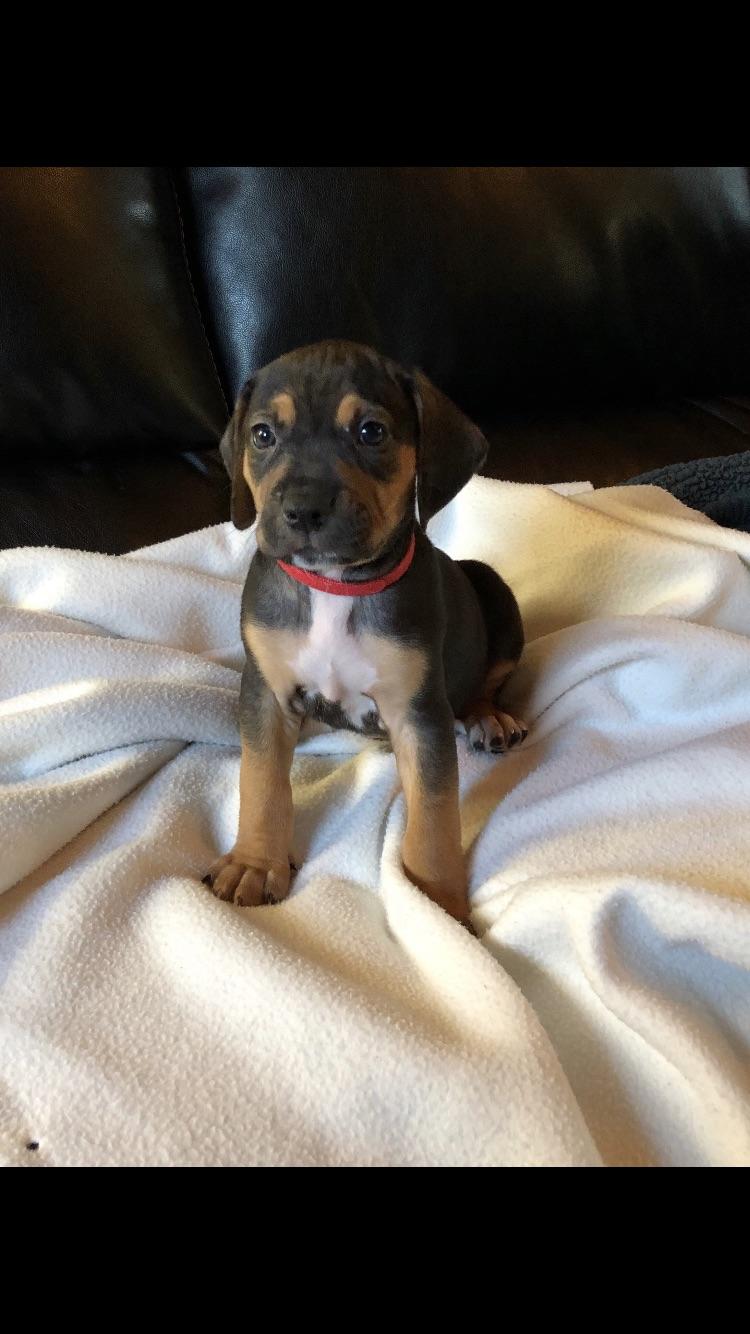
[623,450,750,533]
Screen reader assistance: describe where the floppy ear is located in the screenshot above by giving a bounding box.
[219,378,256,530]
[407,371,488,529]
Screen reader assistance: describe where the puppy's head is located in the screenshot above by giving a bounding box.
[220,341,487,564]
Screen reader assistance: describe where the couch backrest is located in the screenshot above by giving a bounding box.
[0,167,227,453]
[180,166,750,414]
[2,165,750,455]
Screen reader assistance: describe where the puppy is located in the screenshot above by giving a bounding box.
[203,341,525,927]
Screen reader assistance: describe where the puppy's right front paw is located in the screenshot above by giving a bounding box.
[202,852,294,907]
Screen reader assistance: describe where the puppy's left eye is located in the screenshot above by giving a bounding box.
[358,420,387,446]
[251,423,276,449]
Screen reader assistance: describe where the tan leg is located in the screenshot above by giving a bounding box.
[203,664,300,907]
[397,723,468,922]
[376,686,469,925]
[366,642,471,927]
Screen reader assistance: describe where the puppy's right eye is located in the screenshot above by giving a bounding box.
[251,424,276,449]
[358,420,386,446]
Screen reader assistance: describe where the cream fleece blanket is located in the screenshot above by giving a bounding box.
[2,478,750,1168]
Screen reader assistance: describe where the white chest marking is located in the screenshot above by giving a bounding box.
[292,591,378,727]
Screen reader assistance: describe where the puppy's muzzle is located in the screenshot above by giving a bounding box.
[279,482,337,536]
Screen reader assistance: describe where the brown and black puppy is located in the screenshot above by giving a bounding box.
[203,340,525,927]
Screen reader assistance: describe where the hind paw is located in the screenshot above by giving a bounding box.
[460,707,528,755]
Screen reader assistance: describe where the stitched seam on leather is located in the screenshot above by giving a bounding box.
[168,169,229,416]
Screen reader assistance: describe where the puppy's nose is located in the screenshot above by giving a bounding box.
[283,503,323,532]
[281,487,335,533]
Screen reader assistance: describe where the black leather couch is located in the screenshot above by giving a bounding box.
[3,166,750,554]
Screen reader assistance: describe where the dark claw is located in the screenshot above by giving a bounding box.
[264,891,279,906]
[201,873,213,886]
[473,739,485,752]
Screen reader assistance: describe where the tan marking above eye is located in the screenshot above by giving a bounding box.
[269,392,296,427]
[335,393,369,429]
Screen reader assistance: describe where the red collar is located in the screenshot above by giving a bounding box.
[276,533,416,597]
